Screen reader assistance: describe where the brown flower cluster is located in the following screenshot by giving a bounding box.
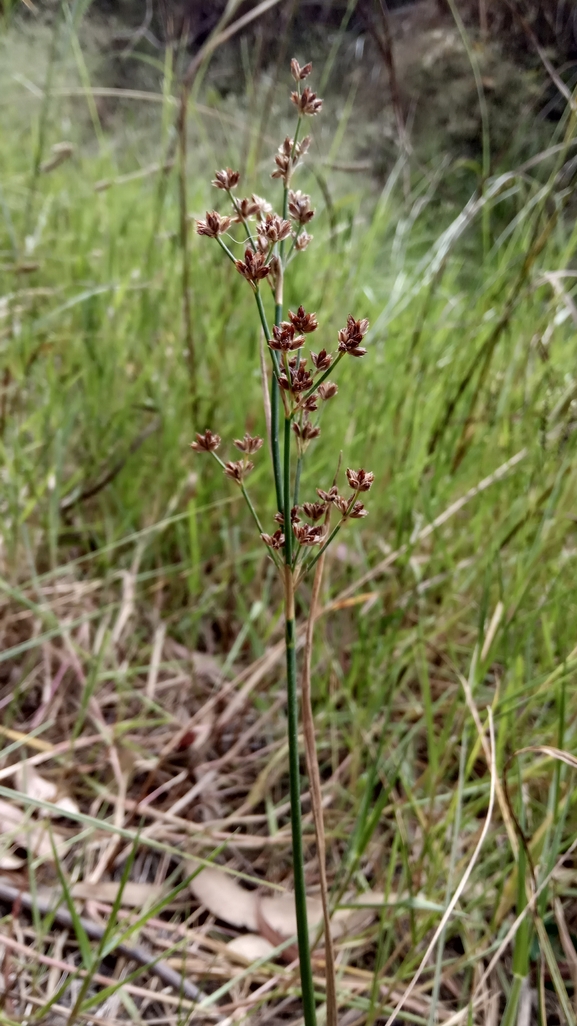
[293,418,320,445]
[235,248,271,286]
[268,322,305,353]
[196,211,232,238]
[272,135,311,184]
[302,501,325,521]
[294,522,326,545]
[318,381,338,400]
[261,529,285,550]
[288,190,315,225]
[289,306,317,333]
[234,433,264,454]
[338,315,369,358]
[294,231,313,251]
[346,468,374,491]
[279,357,314,394]
[290,59,312,82]
[315,470,374,521]
[258,213,292,244]
[212,168,240,191]
[311,349,331,372]
[224,460,253,483]
[190,429,221,452]
[274,506,301,526]
[291,86,323,117]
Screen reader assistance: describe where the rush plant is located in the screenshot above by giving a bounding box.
[192,59,373,1025]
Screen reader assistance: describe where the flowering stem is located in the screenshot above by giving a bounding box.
[284,565,317,1026]
[293,453,303,507]
[255,289,283,514]
[304,352,344,404]
[283,416,293,567]
[227,190,256,250]
[303,491,359,578]
[280,114,302,269]
[303,519,344,577]
[241,482,265,537]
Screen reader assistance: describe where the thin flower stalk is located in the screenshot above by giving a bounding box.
[192,60,371,1026]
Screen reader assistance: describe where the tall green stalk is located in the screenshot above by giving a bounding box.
[284,564,317,1026]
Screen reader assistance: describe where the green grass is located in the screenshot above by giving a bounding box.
[1,7,577,1024]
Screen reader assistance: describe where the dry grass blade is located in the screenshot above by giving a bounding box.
[383,708,497,1026]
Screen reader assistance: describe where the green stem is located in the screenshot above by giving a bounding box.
[303,494,358,577]
[255,290,283,514]
[304,518,344,577]
[280,114,301,267]
[215,239,282,513]
[228,189,256,250]
[293,454,303,508]
[241,482,265,536]
[283,417,293,566]
[284,568,317,1026]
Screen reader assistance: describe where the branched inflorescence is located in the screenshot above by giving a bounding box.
[192,59,373,581]
[190,59,373,1026]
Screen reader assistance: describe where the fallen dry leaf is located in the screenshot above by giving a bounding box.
[72,880,167,907]
[15,766,79,817]
[332,890,383,939]
[0,797,66,861]
[226,934,275,964]
[189,867,259,931]
[259,892,323,945]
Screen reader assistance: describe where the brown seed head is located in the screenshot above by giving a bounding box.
[258,213,292,243]
[311,349,332,372]
[349,501,368,519]
[289,305,318,333]
[346,468,375,492]
[317,485,339,503]
[269,322,305,353]
[291,86,323,116]
[190,429,221,453]
[302,501,326,521]
[293,419,320,441]
[212,168,240,190]
[251,194,273,220]
[196,211,232,238]
[290,58,313,82]
[337,315,369,358]
[291,363,314,393]
[273,506,301,526]
[224,459,254,484]
[333,495,350,516]
[293,522,326,545]
[294,230,313,251]
[288,190,315,225]
[233,196,261,222]
[271,136,311,182]
[234,433,264,454]
[261,529,285,550]
[318,381,338,401]
[235,248,271,285]
[301,394,319,413]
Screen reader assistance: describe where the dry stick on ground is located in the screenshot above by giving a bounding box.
[0,878,211,1008]
[301,551,338,1026]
